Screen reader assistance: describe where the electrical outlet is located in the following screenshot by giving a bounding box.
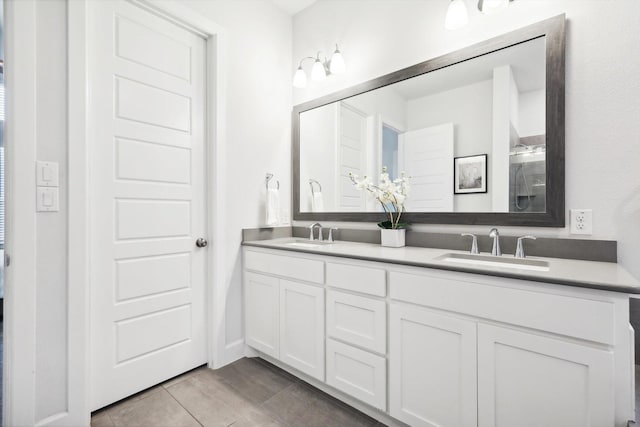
[570,209,593,235]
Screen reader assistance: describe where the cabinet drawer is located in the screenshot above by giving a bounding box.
[245,250,324,284]
[390,271,616,345]
[326,339,386,411]
[326,290,386,354]
[326,262,386,296]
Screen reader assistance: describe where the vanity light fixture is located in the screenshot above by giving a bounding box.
[293,44,346,88]
[311,56,327,81]
[477,0,512,14]
[445,0,514,29]
[445,0,469,30]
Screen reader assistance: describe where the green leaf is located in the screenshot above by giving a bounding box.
[377,221,409,230]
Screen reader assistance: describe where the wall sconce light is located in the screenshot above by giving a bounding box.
[445,0,514,30]
[293,44,346,88]
[445,0,469,30]
[478,0,511,14]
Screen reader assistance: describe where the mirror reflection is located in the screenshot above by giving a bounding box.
[300,36,546,214]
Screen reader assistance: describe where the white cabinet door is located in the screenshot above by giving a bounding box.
[326,339,387,411]
[244,272,279,358]
[390,304,478,427]
[280,280,325,381]
[478,323,615,427]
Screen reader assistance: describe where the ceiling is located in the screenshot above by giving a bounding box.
[392,36,546,101]
[270,0,318,15]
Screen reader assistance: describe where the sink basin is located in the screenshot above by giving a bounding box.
[436,253,550,272]
[278,238,334,249]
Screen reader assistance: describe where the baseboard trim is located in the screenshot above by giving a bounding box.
[222,339,245,367]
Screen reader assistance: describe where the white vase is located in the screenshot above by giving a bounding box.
[380,229,406,248]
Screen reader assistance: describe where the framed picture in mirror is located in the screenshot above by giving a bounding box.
[454,154,488,194]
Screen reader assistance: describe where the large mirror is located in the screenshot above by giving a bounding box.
[293,15,565,226]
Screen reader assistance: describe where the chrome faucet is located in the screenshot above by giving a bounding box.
[328,227,339,243]
[309,223,323,241]
[489,228,501,256]
[461,233,479,254]
[515,235,536,258]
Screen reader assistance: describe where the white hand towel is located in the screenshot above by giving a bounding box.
[311,192,324,212]
[266,188,280,226]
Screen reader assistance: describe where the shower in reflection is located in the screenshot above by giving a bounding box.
[509,143,546,213]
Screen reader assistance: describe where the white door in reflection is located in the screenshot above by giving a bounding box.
[338,103,368,211]
[399,123,454,212]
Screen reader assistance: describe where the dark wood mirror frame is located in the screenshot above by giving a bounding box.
[293,14,565,227]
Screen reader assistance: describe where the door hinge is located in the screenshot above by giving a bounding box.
[4,253,10,267]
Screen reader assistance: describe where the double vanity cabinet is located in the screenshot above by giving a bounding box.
[242,240,636,427]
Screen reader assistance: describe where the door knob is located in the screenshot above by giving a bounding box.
[196,238,208,248]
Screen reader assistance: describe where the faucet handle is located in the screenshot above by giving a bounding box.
[515,235,536,258]
[461,233,479,255]
[328,227,339,243]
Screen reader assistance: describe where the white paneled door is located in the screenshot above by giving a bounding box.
[88,1,207,410]
[337,103,368,211]
[399,123,454,211]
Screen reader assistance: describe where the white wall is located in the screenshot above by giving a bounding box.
[406,79,493,212]
[519,89,545,137]
[492,65,515,212]
[300,103,337,211]
[346,86,407,129]
[33,0,68,421]
[161,0,293,361]
[292,0,640,280]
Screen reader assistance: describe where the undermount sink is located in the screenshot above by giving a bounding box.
[279,238,334,249]
[436,252,550,272]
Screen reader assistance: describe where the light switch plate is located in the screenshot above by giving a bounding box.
[36,161,59,187]
[37,187,59,212]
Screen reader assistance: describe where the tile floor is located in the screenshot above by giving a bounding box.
[91,357,384,427]
[91,358,640,427]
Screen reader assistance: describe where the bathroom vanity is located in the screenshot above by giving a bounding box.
[242,237,638,427]
[251,12,637,426]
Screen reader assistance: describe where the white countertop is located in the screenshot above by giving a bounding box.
[243,237,640,294]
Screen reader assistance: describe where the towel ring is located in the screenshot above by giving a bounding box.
[266,173,279,190]
[309,179,322,196]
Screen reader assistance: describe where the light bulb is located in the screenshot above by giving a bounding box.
[329,48,346,74]
[478,0,509,14]
[293,66,307,88]
[311,59,327,81]
[445,0,469,30]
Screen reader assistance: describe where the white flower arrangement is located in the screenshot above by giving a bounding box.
[349,167,410,229]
